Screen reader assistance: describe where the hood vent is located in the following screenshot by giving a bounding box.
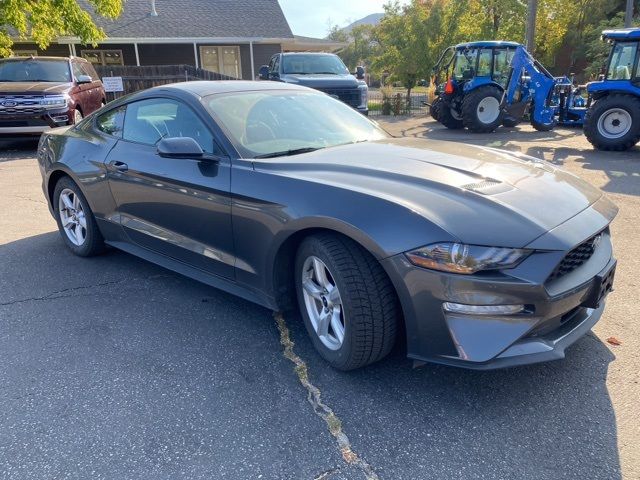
[461,179,513,195]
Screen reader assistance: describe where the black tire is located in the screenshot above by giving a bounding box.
[502,116,520,128]
[531,111,555,132]
[584,94,640,151]
[462,85,504,132]
[430,96,443,121]
[53,176,106,257]
[438,102,464,129]
[294,233,399,370]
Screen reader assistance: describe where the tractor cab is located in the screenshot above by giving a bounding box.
[584,28,640,150]
[430,41,525,132]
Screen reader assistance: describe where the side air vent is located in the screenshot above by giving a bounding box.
[461,179,513,195]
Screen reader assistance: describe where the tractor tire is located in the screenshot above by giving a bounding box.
[430,96,443,121]
[531,117,555,132]
[584,94,640,151]
[437,100,464,130]
[462,86,504,133]
[502,116,520,128]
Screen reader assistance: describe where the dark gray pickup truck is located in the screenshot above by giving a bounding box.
[259,52,368,115]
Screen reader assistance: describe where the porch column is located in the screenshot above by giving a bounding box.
[249,41,255,79]
[193,43,199,69]
[134,43,140,66]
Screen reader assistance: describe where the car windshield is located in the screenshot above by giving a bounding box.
[282,55,350,75]
[0,59,71,82]
[204,90,387,158]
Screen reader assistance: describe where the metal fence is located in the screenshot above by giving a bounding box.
[94,64,237,101]
[368,89,429,117]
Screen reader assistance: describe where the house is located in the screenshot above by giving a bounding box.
[8,0,342,80]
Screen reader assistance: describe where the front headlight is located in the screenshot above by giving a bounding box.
[41,95,69,108]
[405,243,531,274]
[358,83,368,108]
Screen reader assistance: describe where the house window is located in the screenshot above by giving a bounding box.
[81,50,124,66]
[199,46,241,78]
[12,50,38,57]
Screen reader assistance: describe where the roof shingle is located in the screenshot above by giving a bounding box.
[80,0,293,39]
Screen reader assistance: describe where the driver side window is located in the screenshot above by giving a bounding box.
[122,98,221,155]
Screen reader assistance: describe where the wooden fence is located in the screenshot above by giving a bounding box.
[94,64,237,101]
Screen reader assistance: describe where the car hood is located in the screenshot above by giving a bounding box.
[0,82,73,95]
[253,137,609,248]
[280,74,360,89]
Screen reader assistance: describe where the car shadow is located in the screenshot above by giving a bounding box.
[286,309,621,479]
[0,235,621,479]
[0,138,40,163]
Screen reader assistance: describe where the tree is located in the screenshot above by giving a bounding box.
[372,0,450,99]
[0,0,123,57]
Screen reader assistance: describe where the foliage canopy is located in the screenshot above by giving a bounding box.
[0,0,123,57]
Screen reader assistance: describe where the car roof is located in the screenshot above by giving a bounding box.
[280,52,338,56]
[152,80,315,98]
[602,28,640,40]
[455,40,522,49]
[1,55,71,62]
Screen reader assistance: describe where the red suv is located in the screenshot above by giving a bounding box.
[0,56,106,135]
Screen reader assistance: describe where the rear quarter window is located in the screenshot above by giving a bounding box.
[96,106,125,137]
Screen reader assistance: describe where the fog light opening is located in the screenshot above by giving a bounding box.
[443,302,525,315]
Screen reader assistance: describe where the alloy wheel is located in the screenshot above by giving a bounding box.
[301,256,345,350]
[58,188,87,246]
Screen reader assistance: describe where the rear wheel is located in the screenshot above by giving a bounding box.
[53,176,105,257]
[430,96,443,121]
[462,86,504,132]
[294,233,399,370]
[584,94,640,151]
[435,97,464,129]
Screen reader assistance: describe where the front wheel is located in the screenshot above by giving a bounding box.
[294,233,399,370]
[462,86,504,133]
[53,176,105,257]
[584,94,640,151]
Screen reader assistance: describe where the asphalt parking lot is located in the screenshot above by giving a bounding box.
[1,117,638,480]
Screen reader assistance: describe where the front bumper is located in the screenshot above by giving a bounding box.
[382,201,617,370]
[0,107,71,135]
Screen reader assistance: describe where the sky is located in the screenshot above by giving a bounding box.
[278,0,410,38]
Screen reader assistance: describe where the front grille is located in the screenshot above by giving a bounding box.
[317,88,361,108]
[548,231,603,282]
[0,95,46,115]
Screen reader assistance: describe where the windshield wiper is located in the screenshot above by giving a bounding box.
[313,72,339,75]
[254,147,323,159]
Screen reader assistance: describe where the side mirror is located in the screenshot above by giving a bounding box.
[355,66,365,80]
[157,137,204,159]
[76,74,92,84]
[259,65,270,80]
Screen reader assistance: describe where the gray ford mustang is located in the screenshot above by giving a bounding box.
[37,81,618,370]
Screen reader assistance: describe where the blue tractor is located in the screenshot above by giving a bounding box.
[430,41,586,133]
[584,28,640,150]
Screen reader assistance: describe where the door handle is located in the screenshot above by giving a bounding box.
[108,160,128,172]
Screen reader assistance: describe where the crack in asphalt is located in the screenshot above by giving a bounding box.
[274,312,379,480]
[313,467,342,480]
[0,274,172,307]
[8,194,47,205]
